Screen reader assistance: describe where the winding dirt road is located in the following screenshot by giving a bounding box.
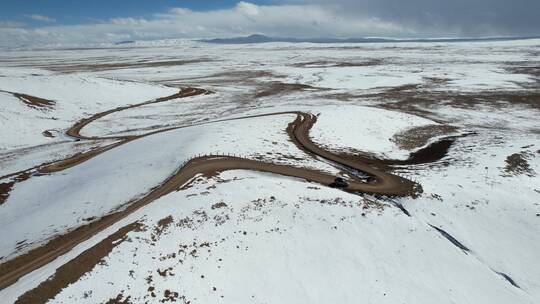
[0,87,422,294]
[67,87,209,140]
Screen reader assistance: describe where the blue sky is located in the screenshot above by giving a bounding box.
[0,0,272,26]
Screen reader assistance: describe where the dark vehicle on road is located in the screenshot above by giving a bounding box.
[329,177,349,189]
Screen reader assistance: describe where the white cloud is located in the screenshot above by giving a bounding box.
[110,18,148,26]
[1,2,414,47]
[169,7,192,15]
[236,1,260,16]
[26,14,56,23]
[0,21,25,28]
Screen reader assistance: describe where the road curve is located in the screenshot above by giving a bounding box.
[66,87,209,140]
[288,112,416,196]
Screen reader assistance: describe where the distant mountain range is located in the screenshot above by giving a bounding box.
[115,40,136,45]
[201,34,540,44]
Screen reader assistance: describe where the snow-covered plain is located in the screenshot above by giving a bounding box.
[310,105,437,159]
[0,69,177,150]
[0,38,539,303]
[0,69,178,176]
[46,170,536,304]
